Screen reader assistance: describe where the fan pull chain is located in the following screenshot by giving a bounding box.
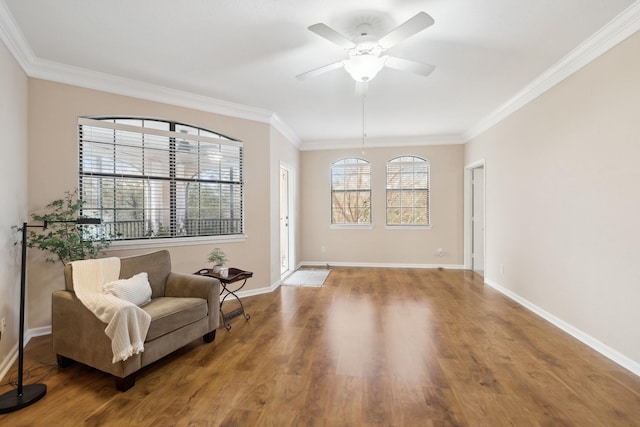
[361,87,367,155]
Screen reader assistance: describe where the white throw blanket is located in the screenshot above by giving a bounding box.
[71,257,152,363]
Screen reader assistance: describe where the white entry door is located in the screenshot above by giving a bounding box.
[280,167,290,274]
[472,167,485,276]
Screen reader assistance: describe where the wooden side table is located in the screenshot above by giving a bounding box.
[195,268,253,330]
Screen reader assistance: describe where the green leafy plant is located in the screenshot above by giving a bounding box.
[14,190,112,265]
[207,248,228,266]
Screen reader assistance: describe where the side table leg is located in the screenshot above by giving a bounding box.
[236,295,250,321]
[219,278,251,330]
[220,304,232,330]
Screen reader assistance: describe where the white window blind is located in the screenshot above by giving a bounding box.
[386,156,430,226]
[331,158,371,224]
[78,117,243,240]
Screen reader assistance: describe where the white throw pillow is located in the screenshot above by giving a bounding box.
[103,272,152,306]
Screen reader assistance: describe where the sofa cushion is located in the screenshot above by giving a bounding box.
[62,250,172,297]
[142,297,208,341]
[120,250,172,298]
[103,272,152,306]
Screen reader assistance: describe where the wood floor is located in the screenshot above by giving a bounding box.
[1,267,639,426]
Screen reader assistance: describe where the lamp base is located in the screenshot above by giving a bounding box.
[0,383,47,414]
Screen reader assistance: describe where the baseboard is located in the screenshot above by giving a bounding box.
[27,326,51,339]
[215,263,462,300]
[232,280,281,300]
[0,342,18,383]
[0,326,51,382]
[298,261,465,269]
[484,278,640,377]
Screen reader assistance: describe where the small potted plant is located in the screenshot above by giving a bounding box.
[207,248,228,274]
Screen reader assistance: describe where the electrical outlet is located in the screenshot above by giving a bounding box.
[0,317,5,340]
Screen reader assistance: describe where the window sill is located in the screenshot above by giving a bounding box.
[330,224,374,230]
[105,234,247,251]
[385,225,432,230]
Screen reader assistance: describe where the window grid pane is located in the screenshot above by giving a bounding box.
[79,117,243,240]
[386,156,430,226]
[331,158,371,224]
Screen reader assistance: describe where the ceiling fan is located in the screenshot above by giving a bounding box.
[296,11,435,83]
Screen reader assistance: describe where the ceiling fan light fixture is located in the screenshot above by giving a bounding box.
[343,54,386,82]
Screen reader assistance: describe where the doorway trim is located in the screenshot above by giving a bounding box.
[280,162,295,276]
[464,158,486,272]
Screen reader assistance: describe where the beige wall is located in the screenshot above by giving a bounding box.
[300,144,464,266]
[465,32,640,366]
[0,39,28,370]
[26,79,275,329]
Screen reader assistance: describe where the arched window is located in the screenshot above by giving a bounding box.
[386,156,430,226]
[331,158,371,225]
[78,117,243,240]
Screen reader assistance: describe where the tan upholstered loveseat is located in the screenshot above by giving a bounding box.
[52,250,220,391]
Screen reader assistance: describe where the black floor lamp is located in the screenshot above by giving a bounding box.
[0,218,100,414]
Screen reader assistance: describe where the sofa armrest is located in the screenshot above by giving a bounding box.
[52,290,138,378]
[165,272,219,299]
[165,272,220,331]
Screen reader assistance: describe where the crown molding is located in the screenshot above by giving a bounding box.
[34,55,305,147]
[3,0,639,149]
[463,1,640,142]
[0,0,35,70]
[27,57,276,124]
[270,113,302,148]
[0,0,294,132]
[300,134,465,151]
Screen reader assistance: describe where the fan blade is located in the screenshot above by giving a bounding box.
[385,56,435,77]
[296,61,344,80]
[308,23,355,49]
[378,12,434,49]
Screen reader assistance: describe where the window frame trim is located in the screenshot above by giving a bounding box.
[107,233,247,251]
[330,224,374,230]
[78,116,245,241]
[78,117,243,147]
[385,155,431,227]
[329,157,372,226]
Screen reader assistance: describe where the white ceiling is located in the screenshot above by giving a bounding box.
[1,0,638,147]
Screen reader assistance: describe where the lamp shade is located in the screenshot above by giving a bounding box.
[343,54,386,82]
